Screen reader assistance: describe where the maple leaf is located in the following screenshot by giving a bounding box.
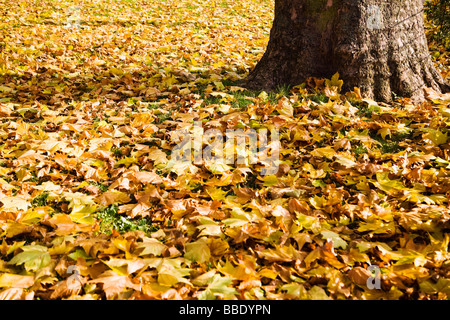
[89,270,141,299]
[205,161,232,175]
[132,171,163,184]
[46,214,91,236]
[325,72,344,91]
[0,288,35,300]
[334,153,357,168]
[308,286,332,300]
[321,230,348,249]
[196,217,222,237]
[184,238,211,264]
[422,129,448,146]
[256,244,303,262]
[281,283,309,299]
[96,191,131,207]
[135,238,168,257]
[0,273,34,289]
[311,146,337,159]
[102,258,148,276]
[0,196,29,212]
[419,278,450,296]
[156,258,192,287]
[8,245,51,272]
[203,274,238,297]
[165,199,188,219]
[205,186,229,201]
[49,278,84,299]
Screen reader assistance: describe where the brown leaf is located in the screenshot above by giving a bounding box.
[89,270,141,299]
[0,104,12,117]
[232,187,257,204]
[0,288,26,300]
[96,191,132,206]
[0,273,34,289]
[347,267,371,287]
[133,171,163,184]
[288,198,310,215]
[49,278,84,299]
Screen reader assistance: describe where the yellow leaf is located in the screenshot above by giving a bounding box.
[0,196,29,212]
[156,259,191,287]
[334,153,357,168]
[0,85,15,93]
[88,270,140,299]
[207,237,229,256]
[257,244,302,262]
[303,163,326,179]
[20,208,47,224]
[311,146,336,159]
[217,260,250,280]
[424,129,448,146]
[157,272,180,287]
[325,72,343,91]
[258,91,268,100]
[205,161,232,175]
[69,205,97,224]
[214,81,225,90]
[277,98,293,117]
[132,171,163,184]
[205,186,228,201]
[147,147,168,165]
[259,174,278,186]
[321,230,348,249]
[102,258,147,276]
[112,238,131,255]
[281,283,308,299]
[197,218,222,237]
[204,274,237,297]
[135,238,167,257]
[165,199,188,219]
[184,238,211,263]
[96,191,131,206]
[0,273,34,288]
[109,67,124,76]
[8,245,51,272]
[308,286,331,300]
[309,195,327,209]
[179,87,191,95]
[258,268,278,280]
[377,127,391,140]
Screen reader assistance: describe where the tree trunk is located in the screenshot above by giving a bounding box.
[244,0,450,102]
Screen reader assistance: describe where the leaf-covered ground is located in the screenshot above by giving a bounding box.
[0,0,449,300]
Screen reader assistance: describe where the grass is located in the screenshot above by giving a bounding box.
[310,94,330,104]
[352,143,369,157]
[31,192,49,207]
[370,131,413,154]
[230,90,257,109]
[96,204,159,235]
[348,99,376,118]
[89,181,109,192]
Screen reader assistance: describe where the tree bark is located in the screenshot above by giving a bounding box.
[244,0,450,102]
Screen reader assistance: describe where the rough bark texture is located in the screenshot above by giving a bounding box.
[244,0,450,102]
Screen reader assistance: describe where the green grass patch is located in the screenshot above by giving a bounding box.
[370,131,413,154]
[96,204,159,235]
[31,192,49,207]
[309,94,330,104]
[352,143,369,157]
